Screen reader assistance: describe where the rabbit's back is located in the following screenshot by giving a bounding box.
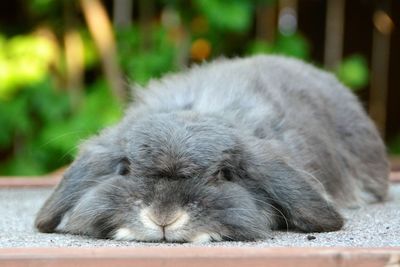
[248,56,388,206]
[132,55,389,207]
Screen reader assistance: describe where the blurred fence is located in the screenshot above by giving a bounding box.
[293,0,398,141]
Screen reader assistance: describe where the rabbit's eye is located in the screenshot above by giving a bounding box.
[218,168,233,181]
[208,168,233,184]
[116,158,130,176]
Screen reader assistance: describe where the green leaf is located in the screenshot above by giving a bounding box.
[117,25,176,85]
[389,135,400,155]
[195,0,253,32]
[28,0,60,16]
[247,40,274,55]
[336,55,369,90]
[80,30,100,68]
[246,33,310,60]
[275,33,310,60]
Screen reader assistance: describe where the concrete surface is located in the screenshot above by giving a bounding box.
[1,185,399,248]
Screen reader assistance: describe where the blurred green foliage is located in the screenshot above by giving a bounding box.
[116,25,177,85]
[336,55,369,90]
[0,0,393,176]
[247,33,310,60]
[389,136,400,155]
[195,0,253,32]
[0,76,121,175]
[0,34,56,99]
[0,30,122,175]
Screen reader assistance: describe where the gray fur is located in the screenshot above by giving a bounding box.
[35,55,389,242]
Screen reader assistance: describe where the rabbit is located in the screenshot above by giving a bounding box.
[35,55,389,243]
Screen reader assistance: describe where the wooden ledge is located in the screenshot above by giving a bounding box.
[391,171,400,182]
[0,247,399,267]
[0,168,64,188]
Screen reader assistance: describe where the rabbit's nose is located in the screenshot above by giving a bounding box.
[140,208,189,230]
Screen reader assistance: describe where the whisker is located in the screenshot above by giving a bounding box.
[287,162,327,196]
[83,178,127,192]
[72,207,124,218]
[246,196,289,233]
[39,130,87,149]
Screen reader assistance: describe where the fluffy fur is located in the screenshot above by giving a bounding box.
[35,55,389,242]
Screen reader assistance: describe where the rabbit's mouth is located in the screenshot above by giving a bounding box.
[111,207,223,243]
[112,226,222,243]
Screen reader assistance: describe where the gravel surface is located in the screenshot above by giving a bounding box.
[1,185,399,248]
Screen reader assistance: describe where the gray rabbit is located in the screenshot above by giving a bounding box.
[35,55,389,243]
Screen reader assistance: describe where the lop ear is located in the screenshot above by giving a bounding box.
[35,146,122,233]
[35,125,125,233]
[244,142,344,232]
[35,158,88,233]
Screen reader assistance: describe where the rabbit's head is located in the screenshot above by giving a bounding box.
[35,112,343,242]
